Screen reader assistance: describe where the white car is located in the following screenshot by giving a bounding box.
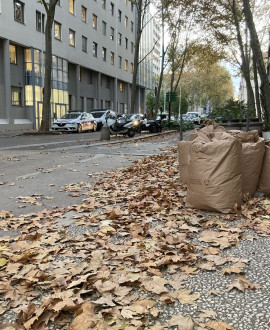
[52,111,97,133]
[91,109,117,130]
[185,112,201,124]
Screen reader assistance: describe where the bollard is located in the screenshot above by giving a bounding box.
[100,125,110,141]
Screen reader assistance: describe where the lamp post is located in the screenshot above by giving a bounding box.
[178,85,183,141]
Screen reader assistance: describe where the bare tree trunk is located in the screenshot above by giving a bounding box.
[130,0,143,114]
[39,0,58,132]
[231,0,256,118]
[253,55,262,121]
[242,0,270,129]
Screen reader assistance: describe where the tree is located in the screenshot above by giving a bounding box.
[39,0,58,132]
[242,0,270,129]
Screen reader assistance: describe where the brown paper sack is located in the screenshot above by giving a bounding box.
[229,130,265,198]
[258,140,270,196]
[178,141,191,184]
[186,132,243,213]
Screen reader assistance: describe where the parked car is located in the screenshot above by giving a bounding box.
[52,111,97,133]
[90,109,117,130]
[123,113,147,132]
[185,112,201,124]
[144,119,162,133]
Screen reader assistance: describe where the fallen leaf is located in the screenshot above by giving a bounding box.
[227,275,261,292]
[167,315,194,329]
[205,320,234,330]
[173,290,200,305]
[222,262,246,275]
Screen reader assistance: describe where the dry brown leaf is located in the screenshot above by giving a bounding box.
[167,314,194,329]
[93,294,116,307]
[227,275,261,292]
[205,320,234,330]
[68,303,98,330]
[181,265,197,275]
[198,309,217,320]
[173,290,200,305]
[221,262,246,275]
[142,276,169,294]
[197,262,215,271]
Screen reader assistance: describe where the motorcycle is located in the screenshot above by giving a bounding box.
[108,115,138,137]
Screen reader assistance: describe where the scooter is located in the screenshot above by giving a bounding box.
[108,116,137,137]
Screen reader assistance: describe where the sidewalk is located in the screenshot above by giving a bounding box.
[0,132,269,329]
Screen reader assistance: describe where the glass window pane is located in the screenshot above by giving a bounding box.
[9,45,17,64]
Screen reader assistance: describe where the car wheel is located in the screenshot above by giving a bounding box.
[77,124,82,133]
[127,128,135,137]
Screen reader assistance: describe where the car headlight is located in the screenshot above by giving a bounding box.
[133,119,140,126]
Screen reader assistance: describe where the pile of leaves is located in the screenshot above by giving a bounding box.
[0,148,269,329]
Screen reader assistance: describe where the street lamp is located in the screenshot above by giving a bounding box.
[178,85,183,141]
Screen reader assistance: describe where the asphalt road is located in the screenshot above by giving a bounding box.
[0,130,178,218]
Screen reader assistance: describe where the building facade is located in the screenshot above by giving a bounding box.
[0,0,147,130]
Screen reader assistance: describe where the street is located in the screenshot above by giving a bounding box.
[0,131,269,329]
[0,131,174,217]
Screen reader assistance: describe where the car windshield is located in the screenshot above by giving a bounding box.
[125,114,138,120]
[91,112,105,118]
[61,113,81,119]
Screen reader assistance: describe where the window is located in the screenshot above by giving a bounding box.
[54,21,61,40]
[118,56,122,68]
[119,82,123,92]
[110,27,115,40]
[125,16,128,27]
[82,36,87,52]
[118,33,122,45]
[69,29,75,47]
[36,11,45,32]
[131,41,134,53]
[125,60,128,71]
[102,47,107,61]
[110,2,114,15]
[9,45,17,64]
[131,21,134,32]
[110,52,114,65]
[118,10,121,22]
[11,87,22,106]
[102,21,106,36]
[14,0,24,23]
[131,63,134,73]
[125,37,128,50]
[93,14,97,29]
[82,6,87,22]
[69,0,75,14]
[102,0,106,9]
[93,42,98,57]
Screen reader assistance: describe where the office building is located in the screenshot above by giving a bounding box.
[0,0,148,130]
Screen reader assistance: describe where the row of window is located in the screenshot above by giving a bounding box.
[10,42,134,75]
[69,0,134,18]
[52,18,134,51]
[14,0,134,33]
